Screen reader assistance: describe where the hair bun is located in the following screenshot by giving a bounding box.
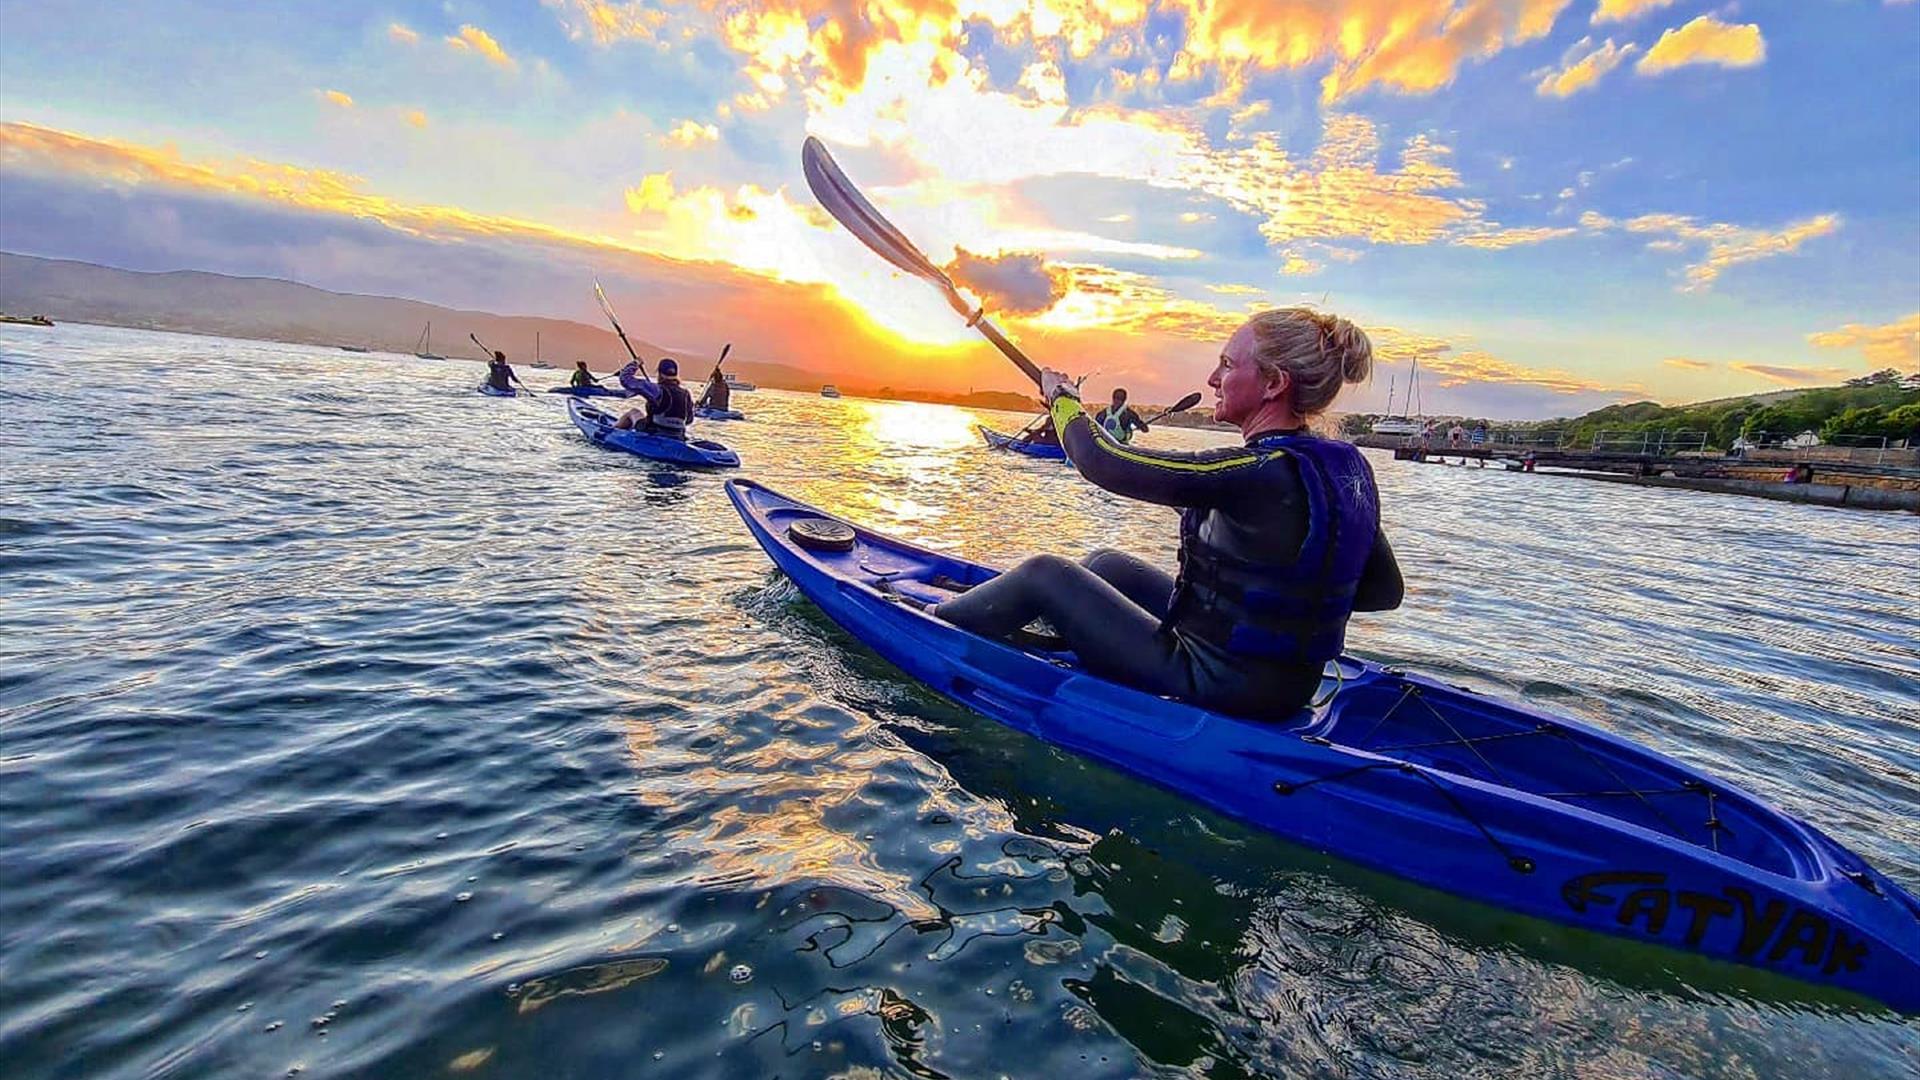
[1324,316,1373,384]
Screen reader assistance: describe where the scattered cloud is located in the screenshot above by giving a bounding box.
[1591,0,1677,24]
[1637,16,1766,75]
[1277,251,1322,275]
[320,89,354,109]
[387,22,419,46]
[1371,325,1639,396]
[1536,38,1637,98]
[544,0,668,45]
[1456,225,1579,249]
[1205,283,1266,296]
[945,249,1065,316]
[1098,213,1132,223]
[623,171,677,214]
[1808,312,1920,368]
[446,24,517,71]
[663,119,720,146]
[1662,357,1714,370]
[1729,362,1854,386]
[405,109,429,129]
[1177,210,1213,224]
[1581,208,1840,289]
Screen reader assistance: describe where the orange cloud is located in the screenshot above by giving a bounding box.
[1637,15,1765,75]
[446,24,517,71]
[1164,0,1574,104]
[1591,0,1676,24]
[405,109,429,129]
[1662,357,1713,370]
[320,89,354,109]
[387,22,419,45]
[1807,312,1920,368]
[1730,362,1853,386]
[1535,38,1636,98]
[1372,326,1638,396]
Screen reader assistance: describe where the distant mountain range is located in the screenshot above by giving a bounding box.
[0,251,827,387]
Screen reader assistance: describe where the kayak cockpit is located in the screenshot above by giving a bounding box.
[1308,674,1811,879]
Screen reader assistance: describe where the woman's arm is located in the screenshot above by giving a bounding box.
[1051,396,1267,508]
[1352,528,1404,611]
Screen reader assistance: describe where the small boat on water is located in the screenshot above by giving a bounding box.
[414,322,444,360]
[821,385,842,398]
[978,423,1066,460]
[1373,417,1421,437]
[339,345,371,353]
[724,375,758,392]
[0,313,55,327]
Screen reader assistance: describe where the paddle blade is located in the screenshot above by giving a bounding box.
[803,136,952,289]
[1170,392,1202,414]
[719,343,731,364]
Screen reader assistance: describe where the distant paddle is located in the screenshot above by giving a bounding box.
[1143,392,1203,425]
[803,136,1042,387]
[709,342,731,381]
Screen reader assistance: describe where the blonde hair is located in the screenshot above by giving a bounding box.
[1243,308,1373,417]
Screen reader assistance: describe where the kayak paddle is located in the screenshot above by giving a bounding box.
[803,136,1042,388]
[1143,392,1203,425]
[592,279,645,374]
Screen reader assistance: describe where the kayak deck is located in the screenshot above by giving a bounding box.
[724,478,1920,1011]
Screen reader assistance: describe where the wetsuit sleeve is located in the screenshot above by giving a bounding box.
[1352,528,1404,611]
[1050,395,1272,509]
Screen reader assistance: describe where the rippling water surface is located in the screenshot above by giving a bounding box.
[3,324,1917,1079]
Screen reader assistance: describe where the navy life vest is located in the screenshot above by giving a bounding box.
[647,381,694,437]
[1164,434,1378,662]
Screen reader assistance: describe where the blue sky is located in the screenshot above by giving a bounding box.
[3,1,1916,416]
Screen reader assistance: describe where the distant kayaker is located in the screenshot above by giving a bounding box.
[1093,388,1150,444]
[485,351,526,393]
[932,308,1404,720]
[1025,416,1061,447]
[698,368,732,412]
[570,361,601,389]
[614,357,694,439]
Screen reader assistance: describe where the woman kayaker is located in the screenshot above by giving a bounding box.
[485,351,525,393]
[614,357,694,439]
[933,308,1403,720]
[570,361,601,389]
[1093,388,1150,444]
[698,369,732,412]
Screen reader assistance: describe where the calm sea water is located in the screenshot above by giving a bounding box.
[2,323,1917,1079]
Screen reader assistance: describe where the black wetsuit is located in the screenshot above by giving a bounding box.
[486,359,514,391]
[935,395,1403,719]
[644,380,695,438]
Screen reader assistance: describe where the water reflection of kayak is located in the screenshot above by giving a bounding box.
[726,477,1920,1013]
[696,406,745,421]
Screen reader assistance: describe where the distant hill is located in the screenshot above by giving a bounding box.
[0,251,824,387]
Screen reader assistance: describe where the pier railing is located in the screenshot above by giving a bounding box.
[1589,429,1709,455]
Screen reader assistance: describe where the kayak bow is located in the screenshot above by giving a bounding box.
[978,424,1066,460]
[724,478,1920,1011]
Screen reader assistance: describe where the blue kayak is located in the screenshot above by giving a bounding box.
[696,406,745,421]
[477,384,521,397]
[725,479,1920,1011]
[978,423,1065,460]
[569,398,739,468]
[548,385,631,398]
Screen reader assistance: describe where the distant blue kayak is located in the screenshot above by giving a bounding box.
[726,478,1920,1012]
[568,398,739,468]
[548,385,631,398]
[978,423,1065,460]
[477,384,521,397]
[696,406,745,421]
